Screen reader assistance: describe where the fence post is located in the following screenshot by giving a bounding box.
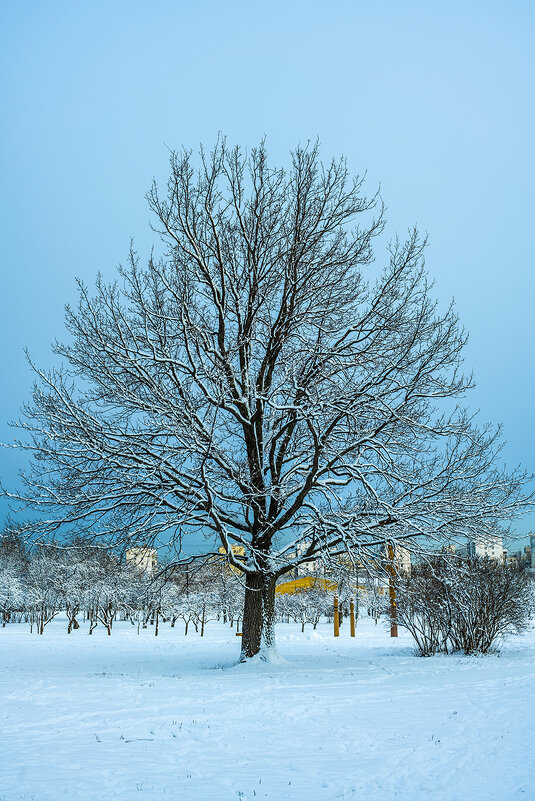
[387,543,398,638]
[350,598,355,637]
[334,595,340,637]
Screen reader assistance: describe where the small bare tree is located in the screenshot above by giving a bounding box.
[278,585,331,632]
[25,545,61,634]
[4,139,532,660]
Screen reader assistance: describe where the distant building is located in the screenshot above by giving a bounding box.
[282,540,322,578]
[530,535,535,569]
[295,541,321,577]
[384,543,412,575]
[504,542,532,567]
[217,545,245,574]
[125,546,158,575]
[466,535,503,561]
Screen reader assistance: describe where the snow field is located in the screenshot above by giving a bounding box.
[1,616,534,801]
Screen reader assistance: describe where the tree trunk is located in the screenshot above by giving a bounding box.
[89,611,98,634]
[240,572,277,660]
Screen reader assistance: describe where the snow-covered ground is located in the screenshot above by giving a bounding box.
[1,617,534,801]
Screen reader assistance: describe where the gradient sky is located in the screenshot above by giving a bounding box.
[1,1,534,549]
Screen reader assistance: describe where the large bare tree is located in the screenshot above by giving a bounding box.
[5,140,531,659]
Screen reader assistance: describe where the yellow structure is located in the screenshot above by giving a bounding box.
[275,576,337,595]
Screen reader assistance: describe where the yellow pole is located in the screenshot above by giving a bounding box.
[350,598,355,637]
[333,595,340,637]
[387,543,398,638]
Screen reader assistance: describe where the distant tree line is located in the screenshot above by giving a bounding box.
[0,531,349,636]
[2,529,532,655]
[0,531,245,636]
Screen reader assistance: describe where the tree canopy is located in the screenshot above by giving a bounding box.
[4,139,531,657]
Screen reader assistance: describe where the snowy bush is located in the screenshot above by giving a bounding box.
[0,531,28,625]
[395,556,535,655]
[0,566,25,626]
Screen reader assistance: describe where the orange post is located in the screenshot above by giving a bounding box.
[333,595,340,637]
[387,543,398,638]
[350,598,355,637]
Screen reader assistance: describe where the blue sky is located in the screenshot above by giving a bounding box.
[1,0,534,548]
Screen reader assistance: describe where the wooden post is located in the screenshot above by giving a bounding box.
[350,598,355,637]
[387,543,398,638]
[333,595,340,637]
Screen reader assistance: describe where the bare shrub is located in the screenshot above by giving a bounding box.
[394,561,454,655]
[395,555,534,656]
